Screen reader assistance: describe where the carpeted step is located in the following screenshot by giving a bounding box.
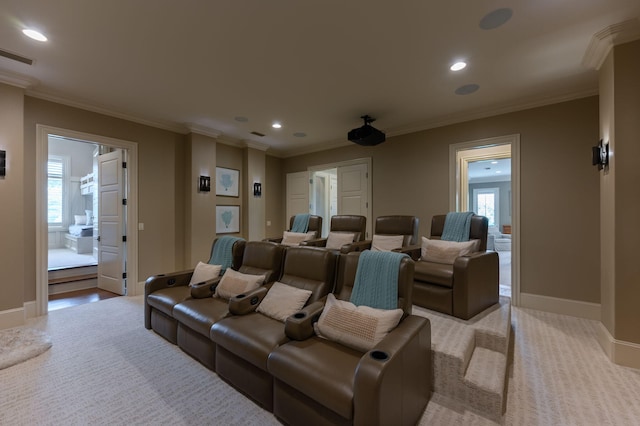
[462,347,507,420]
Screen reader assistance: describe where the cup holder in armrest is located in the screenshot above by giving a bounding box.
[293,312,306,319]
[167,278,176,286]
[370,350,389,362]
[236,294,246,299]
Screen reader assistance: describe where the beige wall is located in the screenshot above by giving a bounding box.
[0,84,25,311]
[23,96,186,300]
[279,97,601,303]
[244,148,266,241]
[265,155,285,239]
[216,143,243,238]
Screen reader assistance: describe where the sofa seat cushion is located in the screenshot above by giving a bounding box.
[173,298,229,337]
[268,337,361,420]
[414,261,454,288]
[210,313,289,370]
[147,286,191,317]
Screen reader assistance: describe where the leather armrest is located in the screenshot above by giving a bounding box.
[263,237,283,243]
[284,301,325,341]
[344,240,372,253]
[395,244,421,261]
[144,269,193,298]
[354,315,431,425]
[189,276,222,298]
[452,251,499,320]
[300,238,328,247]
[228,286,269,315]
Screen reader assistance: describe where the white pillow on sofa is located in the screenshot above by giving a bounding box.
[315,294,403,352]
[420,237,479,265]
[371,234,404,252]
[256,281,312,322]
[325,232,355,249]
[189,262,222,286]
[215,268,265,299]
[74,215,87,225]
[281,231,316,246]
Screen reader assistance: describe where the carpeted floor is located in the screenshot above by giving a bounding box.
[48,248,97,270]
[1,296,639,425]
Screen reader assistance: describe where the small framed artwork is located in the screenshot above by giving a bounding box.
[216,167,240,197]
[216,205,240,234]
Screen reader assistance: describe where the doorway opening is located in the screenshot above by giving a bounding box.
[36,125,139,316]
[450,135,520,305]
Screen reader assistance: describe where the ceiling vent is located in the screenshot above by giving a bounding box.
[0,48,33,65]
[348,115,385,146]
[250,131,265,137]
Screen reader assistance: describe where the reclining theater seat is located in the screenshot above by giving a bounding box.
[171,241,285,371]
[210,246,337,411]
[144,237,246,344]
[350,215,419,252]
[412,214,499,320]
[264,214,323,244]
[267,251,431,426]
[301,214,367,253]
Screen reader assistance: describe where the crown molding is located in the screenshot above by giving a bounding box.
[280,138,351,158]
[185,123,221,138]
[0,69,39,89]
[582,18,640,70]
[25,89,188,134]
[244,140,270,151]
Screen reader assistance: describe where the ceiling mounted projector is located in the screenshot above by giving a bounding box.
[348,115,386,146]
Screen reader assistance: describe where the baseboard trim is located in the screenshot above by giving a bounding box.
[0,307,25,330]
[24,301,38,319]
[597,323,640,369]
[520,293,601,320]
[48,279,97,295]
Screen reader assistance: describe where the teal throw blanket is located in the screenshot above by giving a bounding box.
[291,213,311,233]
[441,211,474,242]
[209,236,244,273]
[350,250,408,310]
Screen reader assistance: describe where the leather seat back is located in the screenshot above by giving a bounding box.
[238,241,285,284]
[335,251,414,316]
[329,215,367,242]
[374,215,419,246]
[288,215,323,239]
[278,246,337,304]
[430,214,489,251]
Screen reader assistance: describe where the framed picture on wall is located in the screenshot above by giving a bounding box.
[216,167,239,197]
[216,205,240,234]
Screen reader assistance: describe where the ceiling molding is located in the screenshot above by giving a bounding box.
[244,140,270,151]
[25,89,188,134]
[582,18,640,70]
[0,68,39,89]
[185,123,221,138]
[280,138,352,158]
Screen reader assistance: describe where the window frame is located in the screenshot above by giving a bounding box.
[47,155,70,231]
[472,187,500,227]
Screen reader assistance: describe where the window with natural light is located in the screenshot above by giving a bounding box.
[473,188,499,226]
[48,157,65,226]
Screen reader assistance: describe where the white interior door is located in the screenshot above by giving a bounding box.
[337,163,371,238]
[98,149,126,295]
[286,171,310,224]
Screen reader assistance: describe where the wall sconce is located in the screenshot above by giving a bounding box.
[253,182,262,197]
[199,175,211,192]
[592,139,609,171]
[0,150,5,177]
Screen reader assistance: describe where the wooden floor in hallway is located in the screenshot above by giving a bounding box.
[48,288,120,312]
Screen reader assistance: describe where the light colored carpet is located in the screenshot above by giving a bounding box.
[2,296,640,425]
[0,327,52,370]
[48,248,97,270]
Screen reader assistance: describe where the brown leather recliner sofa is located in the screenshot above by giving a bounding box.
[264,214,323,243]
[268,251,431,426]
[409,214,499,320]
[301,214,367,253]
[350,215,419,252]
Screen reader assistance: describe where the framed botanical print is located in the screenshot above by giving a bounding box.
[216,205,240,234]
[216,167,239,197]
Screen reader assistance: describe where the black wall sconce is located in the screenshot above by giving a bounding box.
[592,139,609,171]
[253,182,262,197]
[0,150,5,177]
[199,175,211,192]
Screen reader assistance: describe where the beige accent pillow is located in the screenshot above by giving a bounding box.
[316,294,403,352]
[371,234,404,252]
[281,231,316,246]
[215,268,265,300]
[74,215,87,225]
[420,237,478,264]
[325,232,355,249]
[189,262,222,286]
[256,281,312,322]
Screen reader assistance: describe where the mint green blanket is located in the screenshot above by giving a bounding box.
[209,236,244,273]
[350,250,408,310]
[291,214,311,233]
[441,211,474,242]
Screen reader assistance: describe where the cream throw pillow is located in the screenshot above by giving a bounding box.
[256,281,312,322]
[215,268,265,300]
[281,231,316,246]
[74,215,87,225]
[316,294,403,352]
[189,262,222,286]
[371,234,404,252]
[325,232,355,249]
[420,237,478,264]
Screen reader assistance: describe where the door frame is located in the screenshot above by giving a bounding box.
[36,124,139,316]
[449,134,520,306]
[308,157,372,239]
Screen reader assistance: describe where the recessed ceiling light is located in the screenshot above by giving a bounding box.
[293,132,307,138]
[496,170,502,174]
[22,29,47,42]
[491,161,498,164]
[454,84,480,95]
[234,116,248,122]
[450,61,467,71]
[272,122,282,129]
[479,8,513,30]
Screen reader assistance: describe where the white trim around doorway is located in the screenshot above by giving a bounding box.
[36,125,139,317]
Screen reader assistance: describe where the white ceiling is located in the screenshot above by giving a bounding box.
[1,1,639,157]
[468,158,511,182]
